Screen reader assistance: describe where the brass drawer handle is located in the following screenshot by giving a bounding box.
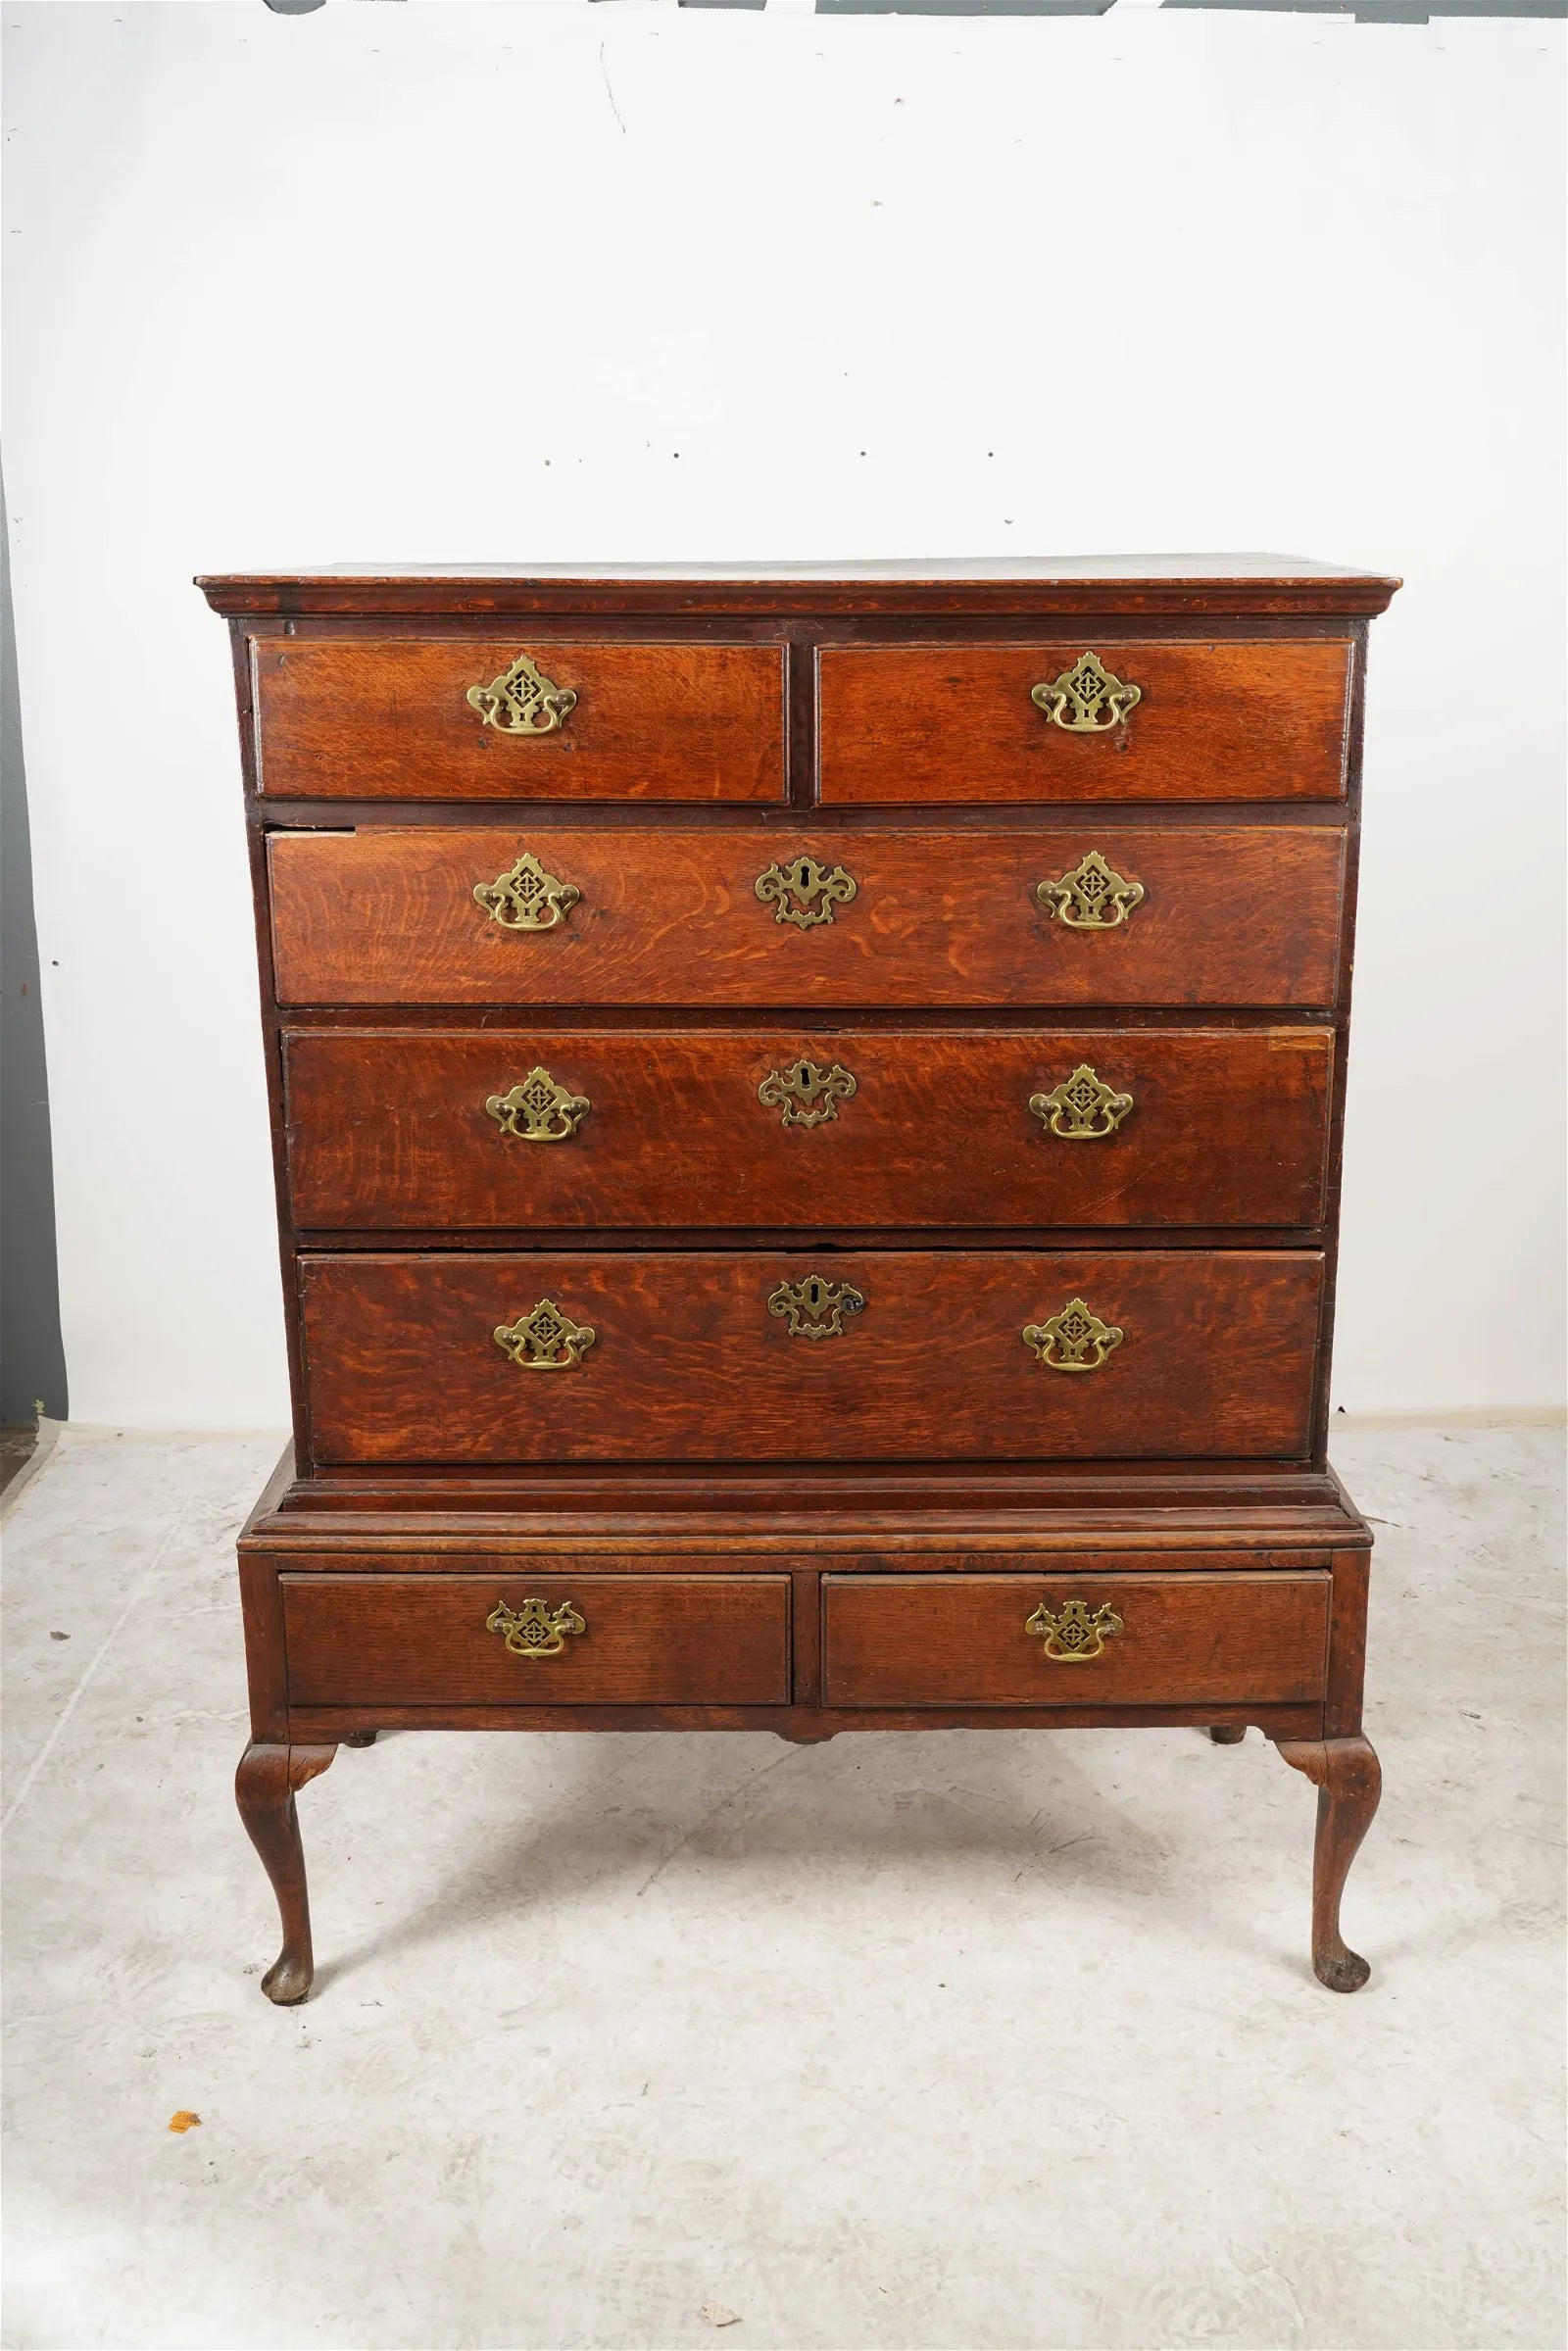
[758,1057,858,1129]
[756,855,858,931]
[466,652,577,737]
[1029,1063,1134,1141]
[1025,1596,1124,1662]
[1036,849,1145,931]
[493,1298,597,1370]
[767,1274,865,1341]
[1022,1298,1124,1373]
[486,1066,590,1143]
[474,849,580,933]
[1030,651,1141,733]
[486,1597,586,1658]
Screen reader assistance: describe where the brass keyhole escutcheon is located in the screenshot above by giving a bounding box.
[755,856,858,931]
[758,1058,858,1129]
[766,1274,865,1341]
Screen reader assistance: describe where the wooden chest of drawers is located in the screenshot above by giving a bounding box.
[201,558,1397,2002]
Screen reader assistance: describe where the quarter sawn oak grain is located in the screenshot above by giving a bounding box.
[821,1572,1331,1708]
[281,1025,1334,1234]
[268,825,1347,1010]
[297,1248,1325,1464]
[254,639,786,803]
[206,561,1392,2000]
[818,639,1351,804]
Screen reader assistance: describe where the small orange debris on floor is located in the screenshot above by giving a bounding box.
[167,2111,201,2133]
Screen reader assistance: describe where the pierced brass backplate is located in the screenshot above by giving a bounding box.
[758,1058,858,1129]
[1030,651,1142,734]
[1029,1064,1134,1142]
[766,1274,866,1341]
[1024,1595,1125,1662]
[1022,1298,1124,1373]
[466,652,578,736]
[755,855,858,931]
[485,1596,587,1658]
[473,850,581,933]
[1036,850,1146,931]
[493,1298,597,1371]
[486,1066,591,1144]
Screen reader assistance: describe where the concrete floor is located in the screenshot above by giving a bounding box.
[2,1426,1562,2351]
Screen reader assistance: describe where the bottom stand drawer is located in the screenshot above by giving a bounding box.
[282,1573,791,1707]
[821,1572,1329,1709]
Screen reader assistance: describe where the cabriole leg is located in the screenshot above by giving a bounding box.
[234,1741,337,2004]
[1275,1735,1382,1992]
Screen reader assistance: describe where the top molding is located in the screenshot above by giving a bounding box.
[197,556,1401,621]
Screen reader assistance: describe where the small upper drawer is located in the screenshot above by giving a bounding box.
[251,638,786,802]
[818,640,1352,805]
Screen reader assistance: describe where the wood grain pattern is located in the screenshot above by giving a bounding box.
[268,825,1346,1009]
[198,561,1403,620]
[281,1025,1334,1232]
[298,1248,1324,1465]
[818,640,1350,803]
[253,639,786,802]
[821,1572,1330,1707]
[1275,1734,1382,1990]
[281,1573,790,1705]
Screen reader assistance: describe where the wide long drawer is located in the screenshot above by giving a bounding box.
[268,826,1346,1009]
[282,1572,790,1705]
[252,639,786,803]
[818,639,1352,804]
[298,1249,1324,1464]
[282,1026,1334,1231]
[821,1570,1330,1707]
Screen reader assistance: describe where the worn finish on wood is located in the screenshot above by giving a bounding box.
[253,639,786,803]
[818,639,1351,804]
[198,559,1402,622]
[821,1573,1329,1709]
[1275,1735,1382,1991]
[233,1742,337,2004]
[281,1025,1334,1234]
[208,561,1392,1997]
[268,825,1346,1010]
[283,1573,791,1707]
[299,1248,1324,1465]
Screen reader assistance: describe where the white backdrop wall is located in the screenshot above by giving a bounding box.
[5,0,1564,1427]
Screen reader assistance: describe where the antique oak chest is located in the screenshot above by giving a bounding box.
[200,558,1399,2000]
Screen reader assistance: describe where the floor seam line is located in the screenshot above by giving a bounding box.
[1,1498,193,1838]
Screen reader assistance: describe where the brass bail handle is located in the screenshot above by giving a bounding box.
[473,849,580,933]
[486,1597,587,1658]
[467,652,577,737]
[1024,1596,1125,1662]
[1031,652,1141,734]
